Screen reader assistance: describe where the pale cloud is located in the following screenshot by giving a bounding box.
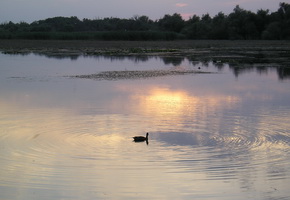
[176,3,188,7]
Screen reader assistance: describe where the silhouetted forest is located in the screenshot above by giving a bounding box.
[1,2,289,40]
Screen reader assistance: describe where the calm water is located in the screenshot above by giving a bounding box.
[0,53,290,200]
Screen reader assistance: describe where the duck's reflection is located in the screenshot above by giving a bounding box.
[133,140,149,145]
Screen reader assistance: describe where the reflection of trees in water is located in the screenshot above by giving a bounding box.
[187,55,290,80]
[277,66,290,80]
[2,51,30,56]
[4,51,290,79]
[256,66,269,75]
[40,54,80,60]
[213,62,225,71]
[228,64,256,78]
[102,55,150,63]
[161,54,290,80]
[32,53,151,62]
[188,56,211,67]
[226,63,290,80]
[161,56,184,66]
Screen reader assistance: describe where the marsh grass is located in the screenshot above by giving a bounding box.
[0,31,184,41]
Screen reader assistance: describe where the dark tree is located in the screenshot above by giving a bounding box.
[1,2,289,40]
[210,12,228,39]
[158,13,185,32]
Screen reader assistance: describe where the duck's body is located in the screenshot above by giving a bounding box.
[133,132,149,142]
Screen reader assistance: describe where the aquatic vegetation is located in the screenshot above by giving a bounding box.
[70,69,212,80]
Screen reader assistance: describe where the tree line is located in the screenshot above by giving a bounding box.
[0,2,289,40]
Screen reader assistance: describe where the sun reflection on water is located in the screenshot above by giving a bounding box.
[140,87,193,116]
[126,85,241,133]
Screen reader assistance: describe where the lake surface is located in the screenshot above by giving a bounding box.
[0,52,290,200]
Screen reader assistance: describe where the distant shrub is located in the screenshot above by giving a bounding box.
[0,31,12,39]
[100,31,183,41]
[9,32,51,40]
[0,31,184,41]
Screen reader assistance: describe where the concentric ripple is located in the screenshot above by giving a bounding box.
[1,52,290,200]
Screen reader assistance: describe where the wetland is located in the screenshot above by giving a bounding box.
[0,40,290,200]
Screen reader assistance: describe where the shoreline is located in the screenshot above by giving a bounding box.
[1,39,290,52]
[1,40,290,66]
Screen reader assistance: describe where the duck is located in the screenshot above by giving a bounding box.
[133,132,149,142]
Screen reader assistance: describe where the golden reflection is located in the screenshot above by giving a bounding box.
[113,84,242,133]
[130,86,240,119]
[143,88,191,116]
[148,88,187,103]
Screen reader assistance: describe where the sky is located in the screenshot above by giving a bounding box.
[0,0,286,23]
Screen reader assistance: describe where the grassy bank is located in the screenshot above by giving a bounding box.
[0,31,184,41]
[1,39,290,50]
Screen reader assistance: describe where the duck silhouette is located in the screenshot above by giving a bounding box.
[133,132,149,143]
